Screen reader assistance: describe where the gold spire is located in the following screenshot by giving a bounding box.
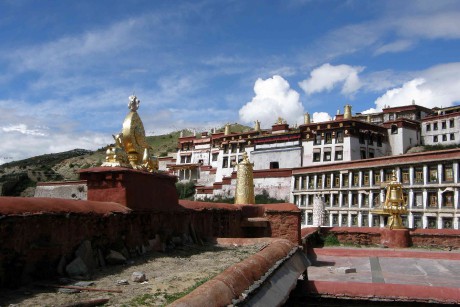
[343,104,352,120]
[382,170,407,229]
[102,95,158,172]
[304,112,311,124]
[234,152,255,204]
[224,123,230,135]
[254,120,261,132]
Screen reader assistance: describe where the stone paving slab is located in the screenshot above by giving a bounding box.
[306,247,460,303]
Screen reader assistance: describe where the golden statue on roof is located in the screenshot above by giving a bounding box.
[102,95,158,172]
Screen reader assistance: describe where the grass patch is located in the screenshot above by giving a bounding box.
[323,234,340,246]
[164,276,211,305]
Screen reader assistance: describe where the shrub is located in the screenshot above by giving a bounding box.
[323,234,340,246]
[176,181,196,199]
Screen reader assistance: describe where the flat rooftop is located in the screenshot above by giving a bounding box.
[303,247,460,305]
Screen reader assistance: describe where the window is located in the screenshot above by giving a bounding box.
[414,193,423,207]
[341,214,348,226]
[317,177,323,188]
[363,194,369,207]
[426,124,431,131]
[360,149,366,159]
[384,170,393,182]
[363,173,370,186]
[429,167,438,183]
[414,215,422,228]
[402,169,410,184]
[314,134,321,145]
[433,122,438,130]
[442,121,446,129]
[212,153,218,161]
[223,144,228,152]
[391,125,398,134]
[332,214,339,226]
[325,132,332,144]
[269,161,279,169]
[368,149,375,159]
[326,176,331,187]
[313,151,321,162]
[374,173,381,185]
[300,210,306,225]
[342,175,349,187]
[352,173,359,186]
[368,134,374,145]
[351,214,358,226]
[442,134,447,142]
[324,151,331,161]
[239,143,245,152]
[415,169,423,183]
[450,133,455,140]
[362,214,369,227]
[433,135,438,142]
[308,177,314,189]
[336,131,344,143]
[222,157,228,168]
[301,195,306,207]
[335,150,343,160]
[359,133,365,144]
[443,165,454,182]
[450,119,455,128]
[333,196,339,206]
[294,177,300,190]
[334,176,340,187]
[427,216,437,229]
[231,143,237,153]
[429,193,437,207]
[443,192,454,207]
[443,218,453,229]
[302,176,307,189]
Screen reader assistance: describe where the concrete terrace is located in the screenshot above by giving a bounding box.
[300,247,460,305]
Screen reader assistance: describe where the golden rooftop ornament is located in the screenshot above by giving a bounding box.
[102,95,158,172]
[234,152,255,204]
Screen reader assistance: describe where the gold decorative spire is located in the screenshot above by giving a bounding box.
[224,123,230,135]
[234,152,255,204]
[254,120,261,132]
[102,95,158,172]
[382,170,407,229]
[343,104,352,120]
[304,112,311,124]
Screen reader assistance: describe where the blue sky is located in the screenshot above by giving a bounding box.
[1,0,460,163]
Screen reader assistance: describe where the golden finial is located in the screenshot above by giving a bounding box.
[382,169,407,229]
[304,112,311,124]
[344,104,352,120]
[102,95,158,172]
[254,120,261,132]
[224,123,230,135]
[234,152,255,204]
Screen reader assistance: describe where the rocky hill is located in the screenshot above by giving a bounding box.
[0,124,252,197]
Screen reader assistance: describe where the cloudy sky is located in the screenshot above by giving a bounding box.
[1,0,460,163]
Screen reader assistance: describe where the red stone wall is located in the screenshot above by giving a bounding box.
[80,167,181,212]
[261,204,301,245]
[306,227,460,250]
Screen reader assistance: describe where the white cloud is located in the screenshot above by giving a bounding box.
[299,63,364,96]
[370,62,460,111]
[239,75,304,128]
[397,12,460,40]
[374,40,414,55]
[312,112,332,123]
[0,130,111,165]
[1,124,48,136]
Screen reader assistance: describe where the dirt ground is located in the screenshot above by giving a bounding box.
[1,243,265,307]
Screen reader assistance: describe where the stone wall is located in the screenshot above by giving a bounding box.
[305,227,460,250]
[34,180,87,199]
[0,167,301,287]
